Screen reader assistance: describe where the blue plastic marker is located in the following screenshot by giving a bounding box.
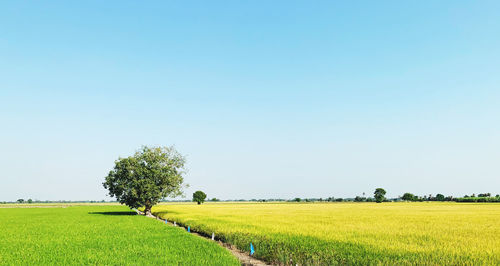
[250,243,255,255]
[165,219,167,224]
[187,226,190,233]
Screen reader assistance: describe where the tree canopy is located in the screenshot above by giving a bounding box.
[103,146,187,216]
[402,193,415,201]
[374,188,386,203]
[435,194,445,201]
[193,191,207,205]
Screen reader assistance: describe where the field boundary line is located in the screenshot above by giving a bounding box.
[134,209,270,266]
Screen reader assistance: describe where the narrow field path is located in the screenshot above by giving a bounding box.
[135,209,270,266]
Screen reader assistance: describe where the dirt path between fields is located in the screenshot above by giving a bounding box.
[135,209,270,266]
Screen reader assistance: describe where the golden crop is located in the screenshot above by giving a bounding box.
[153,202,500,265]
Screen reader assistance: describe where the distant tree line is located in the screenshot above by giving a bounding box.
[287,190,499,203]
[454,194,500,202]
[290,188,387,203]
[399,192,500,203]
[400,193,453,202]
[4,191,499,204]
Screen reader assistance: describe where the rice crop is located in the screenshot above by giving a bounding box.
[0,205,239,265]
[153,202,500,265]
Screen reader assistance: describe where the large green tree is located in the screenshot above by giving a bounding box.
[374,188,386,203]
[103,146,187,216]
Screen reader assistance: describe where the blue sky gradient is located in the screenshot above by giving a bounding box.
[1,1,499,200]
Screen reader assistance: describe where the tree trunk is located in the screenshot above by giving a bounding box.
[144,204,153,217]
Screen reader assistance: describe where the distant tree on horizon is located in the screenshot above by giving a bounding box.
[193,191,207,205]
[435,194,445,201]
[401,193,415,201]
[374,188,386,203]
[103,146,187,216]
[354,196,366,202]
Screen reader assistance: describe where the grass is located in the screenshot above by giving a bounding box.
[0,205,239,265]
[153,202,500,265]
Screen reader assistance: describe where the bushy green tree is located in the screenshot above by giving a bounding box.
[354,196,367,202]
[374,188,386,203]
[401,193,415,201]
[193,191,207,205]
[103,146,187,216]
[435,194,445,201]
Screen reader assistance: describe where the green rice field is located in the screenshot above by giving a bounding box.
[0,205,239,265]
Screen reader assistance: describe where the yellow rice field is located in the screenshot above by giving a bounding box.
[153,202,500,265]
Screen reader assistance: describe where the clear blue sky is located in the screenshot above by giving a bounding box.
[1,1,499,201]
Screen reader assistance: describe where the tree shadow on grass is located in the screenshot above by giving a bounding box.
[88,211,137,216]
